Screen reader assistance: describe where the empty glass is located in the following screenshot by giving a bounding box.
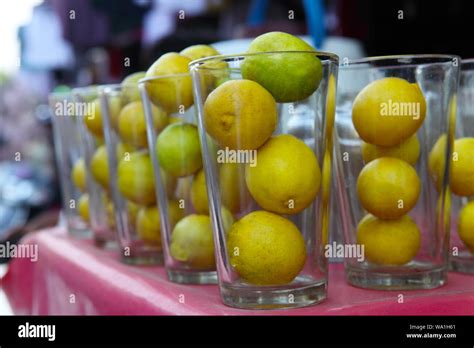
[335,55,459,289]
[191,51,338,308]
[450,59,474,274]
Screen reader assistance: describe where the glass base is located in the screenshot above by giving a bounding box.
[167,269,217,284]
[221,279,327,310]
[68,226,92,239]
[121,252,163,266]
[450,254,474,274]
[346,263,447,290]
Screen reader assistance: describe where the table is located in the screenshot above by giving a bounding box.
[1,227,473,315]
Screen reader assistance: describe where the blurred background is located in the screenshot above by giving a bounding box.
[0,0,472,254]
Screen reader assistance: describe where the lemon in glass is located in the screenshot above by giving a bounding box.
[117,151,156,205]
[227,210,306,285]
[145,52,193,114]
[352,77,426,147]
[458,201,474,252]
[156,123,202,177]
[357,157,420,219]
[90,145,109,190]
[245,134,321,214]
[71,158,87,192]
[357,214,421,265]
[203,79,277,150]
[118,101,168,148]
[361,134,420,165]
[170,214,215,269]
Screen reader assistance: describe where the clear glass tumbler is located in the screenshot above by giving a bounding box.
[450,59,474,273]
[335,55,459,289]
[73,86,117,248]
[140,73,217,284]
[191,51,338,309]
[49,91,91,237]
[100,83,163,264]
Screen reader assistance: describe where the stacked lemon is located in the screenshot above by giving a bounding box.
[429,134,474,252]
[144,44,236,268]
[71,158,89,223]
[201,32,324,285]
[353,77,426,265]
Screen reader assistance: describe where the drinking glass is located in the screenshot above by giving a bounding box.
[72,86,117,248]
[334,55,459,289]
[49,91,90,237]
[450,58,474,273]
[191,51,338,308]
[100,83,163,264]
[140,73,217,284]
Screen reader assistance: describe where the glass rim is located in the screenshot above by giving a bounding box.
[339,54,460,70]
[71,84,117,96]
[461,58,474,69]
[139,72,191,85]
[48,90,73,101]
[100,83,135,95]
[189,50,339,71]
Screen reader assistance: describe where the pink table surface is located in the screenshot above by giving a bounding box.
[1,227,473,315]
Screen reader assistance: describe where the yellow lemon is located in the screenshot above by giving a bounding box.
[361,134,420,165]
[118,101,168,148]
[321,149,332,205]
[168,116,182,124]
[245,134,321,214]
[136,206,162,247]
[227,210,306,285]
[180,44,220,60]
[428,134,448,190]
[170,214,215,269]
[169,199,186,228]
[106,95,123,130]
[121,71,146,102]
[357,214,421,265]
[83,98,103,137]
[145,52,193,114]
[71,158,86,192]
[90,145,109,189]
[116,141,136,160]
[352,77,426,147]
[219,162,251,214]
[458,201,474,252]
[357,157,420,219]
[127,201,141,223]
[104,195,115,228]
[203,79,277,150]
[221,206,235,233]
[117,151,156,205]
[156,123,202,177]
[190,169,209,214]
[451,138,474,196]
[325,74,337,144]
[437,189,451,233]
[181,45,227,90]
[78,194,90,222]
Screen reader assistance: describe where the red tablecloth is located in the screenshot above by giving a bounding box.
[1,227,473,315]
